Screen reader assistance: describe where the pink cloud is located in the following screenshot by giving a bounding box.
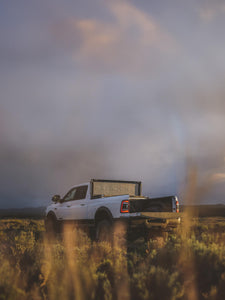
[198,1,225,22]
[53,1,178,73]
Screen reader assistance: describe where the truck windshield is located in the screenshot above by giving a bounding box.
[92,180,140,197]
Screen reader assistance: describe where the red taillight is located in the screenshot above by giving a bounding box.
[120,200,129,213]
[176,200,179,213]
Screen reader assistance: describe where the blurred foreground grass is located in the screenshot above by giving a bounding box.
[0,218,225,300]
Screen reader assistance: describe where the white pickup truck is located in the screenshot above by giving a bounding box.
[45,179,181,241]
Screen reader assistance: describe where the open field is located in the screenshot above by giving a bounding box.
[0,205,225,219]
[0,217,225,300]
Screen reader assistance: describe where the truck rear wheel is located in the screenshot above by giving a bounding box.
[96,219,112,243]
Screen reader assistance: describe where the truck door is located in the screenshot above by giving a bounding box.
[58,185,88,221]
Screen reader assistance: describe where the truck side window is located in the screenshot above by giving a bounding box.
[63,188,77,202]
[74,185,88,200]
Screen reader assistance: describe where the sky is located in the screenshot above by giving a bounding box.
[1,0,225,208]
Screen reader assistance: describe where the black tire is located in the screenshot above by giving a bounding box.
[96,219,112,243]
[45,214,58,238]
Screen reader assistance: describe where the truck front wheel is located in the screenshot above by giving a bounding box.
[96,219,112,243]
[45,214,58,238]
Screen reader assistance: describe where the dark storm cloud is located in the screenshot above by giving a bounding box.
[0,139,114,208]
[1,0,225,207]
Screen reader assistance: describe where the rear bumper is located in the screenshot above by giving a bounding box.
[119,212,182,231]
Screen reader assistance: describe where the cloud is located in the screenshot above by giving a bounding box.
[53,0,177,73]
[212,173,225,183]
[1,0,225,207]
[198,0,225,22]
[0,138,114,208]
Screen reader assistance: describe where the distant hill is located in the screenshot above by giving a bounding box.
[180,204,225,217]
[0,207,46,219]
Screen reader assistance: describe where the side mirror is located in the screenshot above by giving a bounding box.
[52,194,61,203]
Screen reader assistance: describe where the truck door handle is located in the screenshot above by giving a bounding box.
[67,205,71,207]
[80,204,85,206]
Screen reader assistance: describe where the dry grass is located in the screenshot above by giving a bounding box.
[0,216,225,300]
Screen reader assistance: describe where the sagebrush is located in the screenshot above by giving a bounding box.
[0,218,225,300]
